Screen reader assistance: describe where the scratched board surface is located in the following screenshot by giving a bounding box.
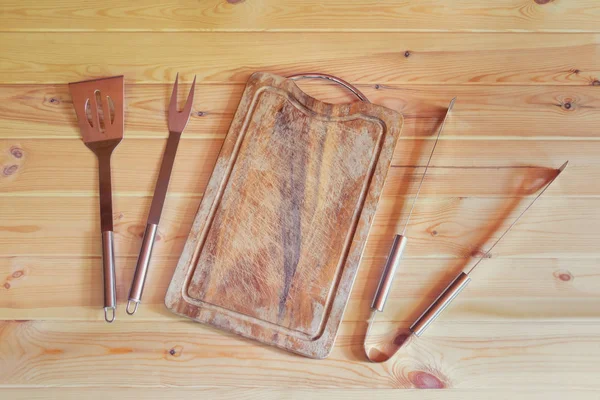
[166,72,402,358]
[2,0,600,399]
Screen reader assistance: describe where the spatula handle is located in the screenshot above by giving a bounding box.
[95,148,117,323]
[101,230,117,323]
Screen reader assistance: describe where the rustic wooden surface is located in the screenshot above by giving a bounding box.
[1,0,599,398]
[165,72,402,358]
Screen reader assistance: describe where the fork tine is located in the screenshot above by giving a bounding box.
[169,73,179,117]
[168,74,195,133]
[181,75,196,117]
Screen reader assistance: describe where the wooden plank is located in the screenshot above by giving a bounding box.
[0,196,596,259]
[2,84,599,140]
[0,138,589,197]
[2,0,600,33]
[1,320,599,389]
[2,388,599,400]
[0,138,221,197]
[1,33,599,85]
[366,196,597,259]
[2,256,598,322]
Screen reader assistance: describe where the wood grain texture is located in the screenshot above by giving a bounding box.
[166,72,402,358]
[1,0,600,396]
[2,83,598,140]
[1,33,600,85]
[1,320,600,389]
[0,138,593,197]
[2,256,598,322]
[2,196,594,259]
[3,389,600,400]
[2,0,600,33]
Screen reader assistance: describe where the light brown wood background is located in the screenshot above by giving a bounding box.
[1,1,599,398]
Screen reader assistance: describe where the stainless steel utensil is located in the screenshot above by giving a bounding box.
[126,74,196,315]
[364,156,568,362]
[362,98,454,360]
[69,75,124,323]
[408,161,568,337]
[371,98,456,313]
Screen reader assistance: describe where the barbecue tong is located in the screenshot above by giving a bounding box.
[364,97,568,360]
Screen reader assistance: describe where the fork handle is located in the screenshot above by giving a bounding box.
[147,131,182,224]
[127,223,158,314]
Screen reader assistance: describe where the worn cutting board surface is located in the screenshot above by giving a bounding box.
[166,72,402,358]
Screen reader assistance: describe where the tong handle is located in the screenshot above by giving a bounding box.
[287,73,369,102]
[410,271,471,337]
[127,223,158,315]
[101,231,116,323]
[371,234,408,312]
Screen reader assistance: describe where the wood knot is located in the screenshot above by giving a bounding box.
[431,230,438,237]
[553,269,573,282]
[196,111,206,117]
[10,146,24,159]
[374,84,381,90]
[227,0,245,3]
[563,101,572,110]
[404,50,411,58]
[534,0,552,4]
[49,97,60,105]
[168,345,183,357]
[4,269,26,289]
[3,164,18,176]
[408,370,446,389]
[592,80,600,86]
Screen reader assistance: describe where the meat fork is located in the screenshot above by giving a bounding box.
[127,74,196,315]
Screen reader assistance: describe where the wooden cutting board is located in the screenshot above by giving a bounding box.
[165,72,403,358]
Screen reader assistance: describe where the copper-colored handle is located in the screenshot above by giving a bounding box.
[127,223,158,315]
[410,272,471,337]
[101,230,116,323]
[287,73,369,102]
[371,234,408,312]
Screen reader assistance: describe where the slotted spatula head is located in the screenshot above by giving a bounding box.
[69,76,124,151]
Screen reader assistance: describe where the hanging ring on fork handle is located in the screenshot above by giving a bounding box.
[287,73,370,103]
[104,306,116,323]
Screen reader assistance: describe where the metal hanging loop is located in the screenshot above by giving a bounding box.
[287,73,370,102]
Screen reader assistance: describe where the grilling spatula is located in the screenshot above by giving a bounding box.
[69,76,124,323]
